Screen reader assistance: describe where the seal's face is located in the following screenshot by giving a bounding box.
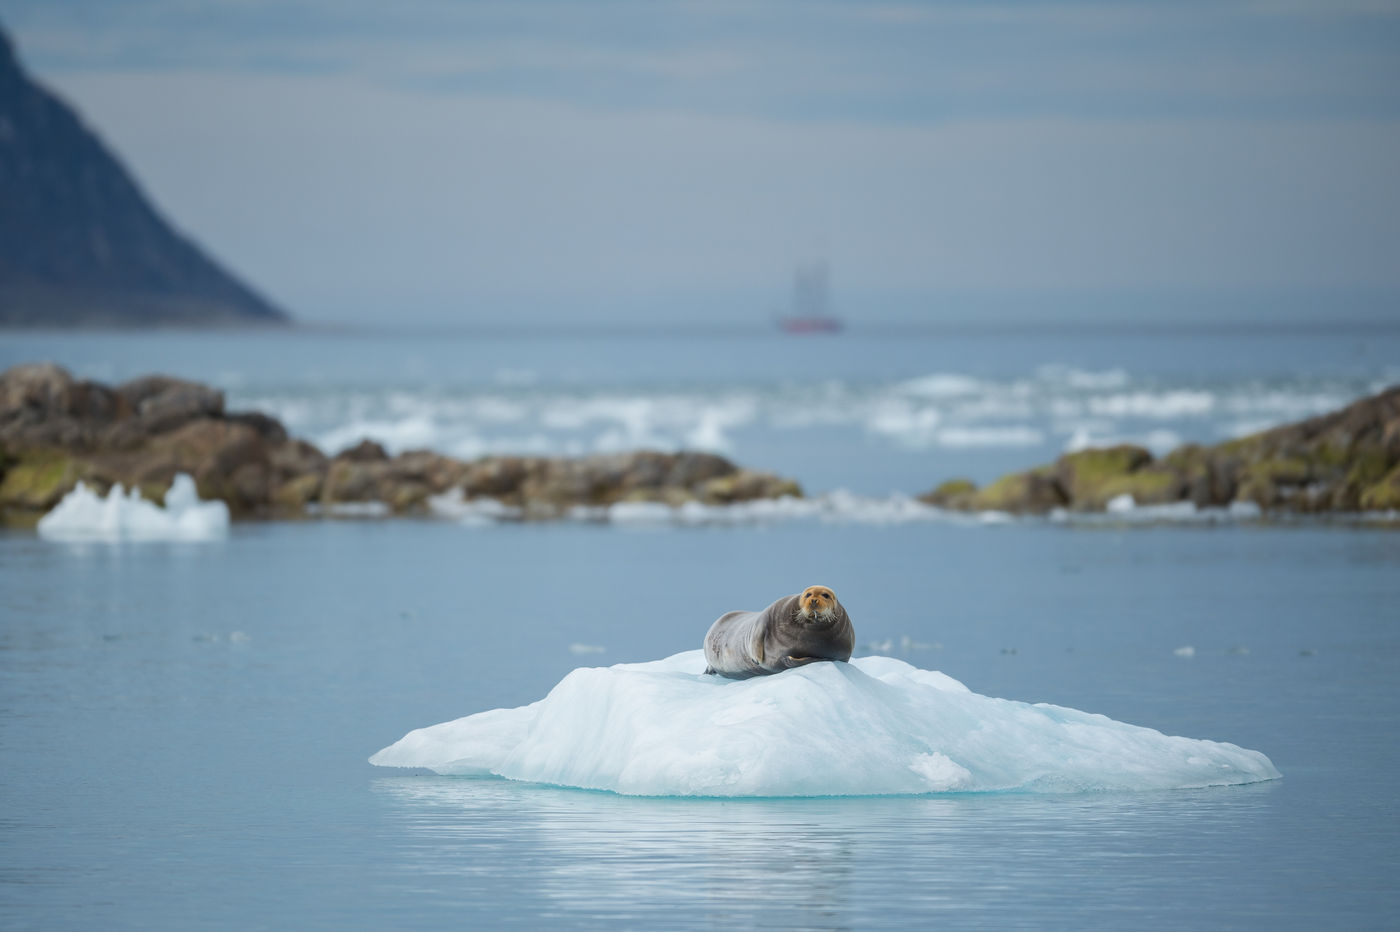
[797,585,839,622]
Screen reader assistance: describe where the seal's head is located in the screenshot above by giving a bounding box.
[797,585,840,622]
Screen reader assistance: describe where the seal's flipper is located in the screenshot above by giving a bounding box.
[703,666,716,675]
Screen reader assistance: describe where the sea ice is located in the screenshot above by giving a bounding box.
[37,474,230,542]
[370,651,1280,797]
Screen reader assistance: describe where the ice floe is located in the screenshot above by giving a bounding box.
[370,651,1280,797]
[37,474,229,542]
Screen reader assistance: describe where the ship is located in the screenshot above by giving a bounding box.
[777,260,842,334]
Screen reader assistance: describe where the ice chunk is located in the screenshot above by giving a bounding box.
[1106,493,1137,514]
[370,651,1280,797]
[37,474,229,542]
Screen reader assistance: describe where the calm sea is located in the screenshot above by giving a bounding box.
[2,326,1399,929]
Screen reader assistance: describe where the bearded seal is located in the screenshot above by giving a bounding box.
[703,585,855,679]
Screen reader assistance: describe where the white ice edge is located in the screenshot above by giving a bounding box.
[370,651,1281,797]
[37,474,230,542]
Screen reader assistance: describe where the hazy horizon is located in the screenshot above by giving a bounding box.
[3,0,1398,329]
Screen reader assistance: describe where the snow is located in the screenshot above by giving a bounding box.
[37,474,229,542]
[370,651,1281,797]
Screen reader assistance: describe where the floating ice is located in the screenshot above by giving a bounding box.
[1062,496,1262,525]
[370,651,1280,797]
[305,500,392,518]
[37,474,229,542]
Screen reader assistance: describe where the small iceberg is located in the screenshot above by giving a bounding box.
[37,473,230,542]
[370,651,1280,797]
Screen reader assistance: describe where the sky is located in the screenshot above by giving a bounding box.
[3,0,1399,328]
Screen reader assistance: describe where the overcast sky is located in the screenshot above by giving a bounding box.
[4,0,1399,327]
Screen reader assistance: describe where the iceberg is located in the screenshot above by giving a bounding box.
[370,651,1280,797]
[37,474,230,542]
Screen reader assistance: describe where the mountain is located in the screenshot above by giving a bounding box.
[0,25,288,327]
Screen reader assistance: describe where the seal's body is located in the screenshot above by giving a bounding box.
[703,586,855,679]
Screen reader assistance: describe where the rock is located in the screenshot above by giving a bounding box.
[967,469,1066,514]
[272,472,323,511]
[1049,445,1185,512]
[918,478,978,509]
[698,469,802,505]
[922,383,1400,516]
[268,439,327,481]
[0,362,76,419]
[462,457,529,499]
[1360,463,1400,511]
[117,375,225,427]
[334,439,389,462]
[667,452,735,487]
[0,449,84,512]
[141,419,272,515]
[227,411,289,443]
[0,364,809,524]
[1054,445,1153,510]
[321,459,383,504]
[0,363,129,443]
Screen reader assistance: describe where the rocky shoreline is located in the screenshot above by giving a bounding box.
[4,363,1398,528]
[920,384,1400,516]
[0,364,801,527]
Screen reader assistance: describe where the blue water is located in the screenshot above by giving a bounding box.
[3,328,1400,928]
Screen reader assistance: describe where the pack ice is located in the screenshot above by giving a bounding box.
[370,651,1280,796]
[37,474,230,542]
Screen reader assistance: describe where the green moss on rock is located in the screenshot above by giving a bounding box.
[1360,463,1400,511]
[272,473,323,512]
[1054,444,1156,510]
[920,478,977,508]
[0,451,83,510]
[968,469,1066,513]
[1236,455,1314,506]
[1095,466,1184,508]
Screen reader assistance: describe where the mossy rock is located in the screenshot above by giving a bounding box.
[321,460,382,502]
[767,478,804,500]
[621,487,695,507]
[1343,445,1393,489]
[0,451,84,510]
[137,480,169,506]
[1162,443,1210,476]
[920,478,977,508]
[386,481,431,512]
[1311,439,1355,470]
[1236,455,1315,506]
[968,469,1066,513]
[272,473,323,511]
[698,472,803,505]
[1091,466,1185,510]
[1055,445,1153,506]
[1360,463,1400,511]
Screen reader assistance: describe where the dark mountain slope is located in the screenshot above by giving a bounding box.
[0,25,288,326]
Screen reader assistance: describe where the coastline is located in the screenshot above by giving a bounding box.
[3,361,1397,528]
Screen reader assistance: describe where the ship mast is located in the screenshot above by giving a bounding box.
[792,259,831,318]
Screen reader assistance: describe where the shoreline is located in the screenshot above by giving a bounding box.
[3,362,1397,529]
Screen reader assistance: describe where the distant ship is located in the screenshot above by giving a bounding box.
[777,260,842,334]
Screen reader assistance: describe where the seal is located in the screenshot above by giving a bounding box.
[703,585,855,679]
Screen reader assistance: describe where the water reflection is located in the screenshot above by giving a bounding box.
[373,775,1278,928]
